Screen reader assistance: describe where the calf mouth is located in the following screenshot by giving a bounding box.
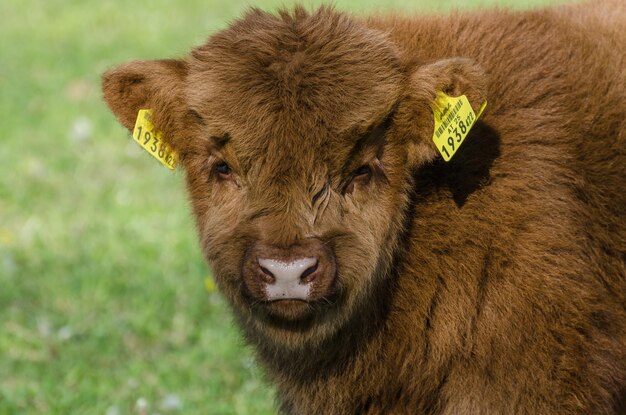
[265,299,315,321]
[245,286,344,331]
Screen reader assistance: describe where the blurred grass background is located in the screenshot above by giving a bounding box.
[0,0,568,413]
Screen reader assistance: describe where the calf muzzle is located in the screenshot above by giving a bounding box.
[242,238,337,307]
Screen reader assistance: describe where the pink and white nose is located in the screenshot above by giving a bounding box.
[258,257,318,300]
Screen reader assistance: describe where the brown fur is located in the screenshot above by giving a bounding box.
[102,1,626,413]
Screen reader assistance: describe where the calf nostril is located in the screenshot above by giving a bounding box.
[257,257,317,286]
[300,262,318,282]
[258,265,275,283]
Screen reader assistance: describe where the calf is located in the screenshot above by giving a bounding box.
[102,1,626,413]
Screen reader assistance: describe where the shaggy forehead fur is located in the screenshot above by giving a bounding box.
[186,7,404,174]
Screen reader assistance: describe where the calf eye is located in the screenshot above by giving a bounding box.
[215,161,232,178]
[344,164,373,194]
[354,165,372,178]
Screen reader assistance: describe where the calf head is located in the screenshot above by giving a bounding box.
[103,6,487,350]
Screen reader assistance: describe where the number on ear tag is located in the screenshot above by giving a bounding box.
[432,92,487,162]
[132,109,178,170]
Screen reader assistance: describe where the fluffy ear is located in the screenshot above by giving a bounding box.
[396,58,488,165]
[102,59,189,151]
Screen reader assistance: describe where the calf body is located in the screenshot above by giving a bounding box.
[103,1,626,413]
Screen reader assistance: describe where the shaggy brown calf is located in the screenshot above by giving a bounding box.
[102,0,626,413]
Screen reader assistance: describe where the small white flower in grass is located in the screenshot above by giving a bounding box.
[25,158,46,179]
[241,356,254,370]
[57,325,73,341]
[70,117,93,143]
[115,188,131,206]
[135,397,149,415]
[37,317,51,338]
[105,405,120,415]
[159,394,182,412]
[242,379,259,393]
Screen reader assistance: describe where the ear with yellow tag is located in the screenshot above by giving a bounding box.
[102,59,189,160]
[396,58,488,166]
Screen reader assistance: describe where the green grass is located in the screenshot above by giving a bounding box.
[0,0,568,413]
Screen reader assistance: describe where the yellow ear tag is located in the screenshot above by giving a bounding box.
[132,109,178,170]
[432,92,487,162]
